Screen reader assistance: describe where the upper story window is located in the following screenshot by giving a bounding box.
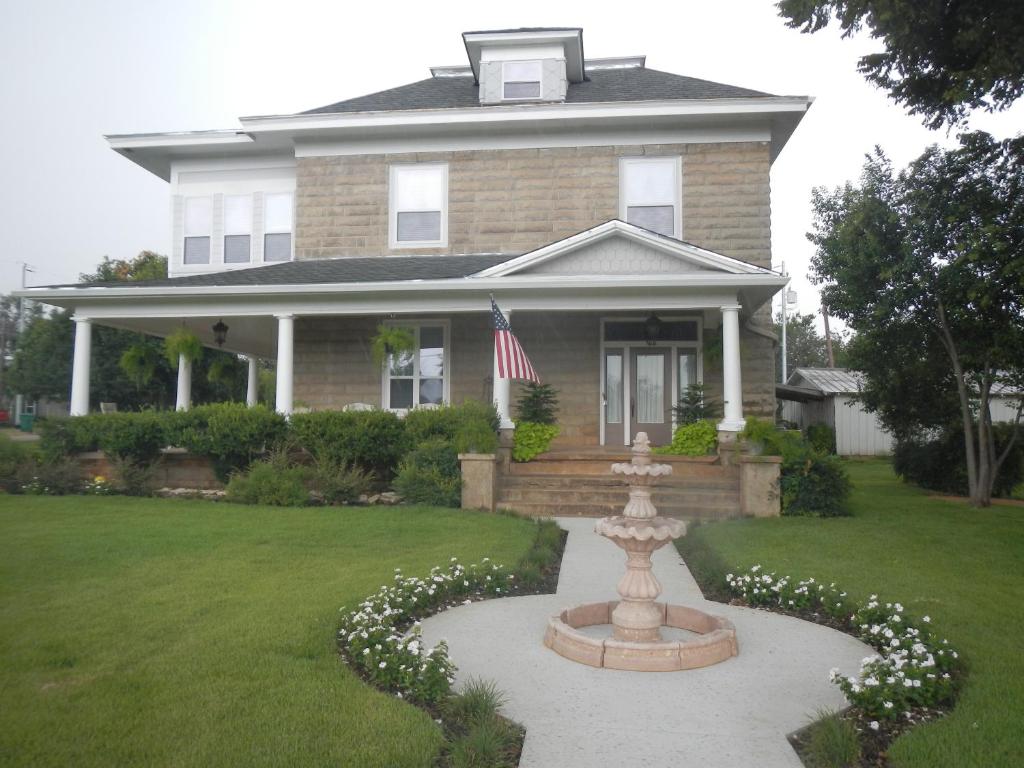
[502,60,542,99]
[183,197,212,264]
[619,157,681,238]
[264,192,293,262]
[390,164,448,248]
[383,322,449,411]
[224,195,252,264]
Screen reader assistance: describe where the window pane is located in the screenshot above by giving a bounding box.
[504,61,541,81]
[224,195,251,235]
[265,192,293,232]
[224,234,251,263]
[624,160,676,205]
[419,326,444,377]
[390,379,414,409]
[627,205,675,236]
[419,378,443,405]
[184,236,210,264]
[635,353,665,423]
[397,211,441,242]
[679,351,698,393]
[184,197,211,236]
[604,320,698,342]
[503,81,540,99]
[264,232,291,262]
[605,353,623,424]
[394,166,444,210]
[389,349,414,377]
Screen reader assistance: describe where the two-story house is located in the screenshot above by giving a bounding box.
[22,27,809,455]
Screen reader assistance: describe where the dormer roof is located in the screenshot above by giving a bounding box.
[461,27,585,83]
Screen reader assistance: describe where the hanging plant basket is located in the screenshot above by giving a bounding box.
[163,327,204,369]
[370,325,416,368]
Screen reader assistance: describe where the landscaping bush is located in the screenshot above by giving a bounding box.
[17,457,83,495]
[225,460,311,506]
[805,423,837,455]
[893,422,1024,498]
[512,423,559,462]
[394,436,462,507]
[654,419,717,455]
[404,401,500,453]
[39,412,166,465]
[166,403,288,481]
[290,409,407,480]
[672,384,720,426]
[0,434,37,493]
[108,456,161,497]
[310,457,372,505]
[515,382,558,425]
[38,417,90,461]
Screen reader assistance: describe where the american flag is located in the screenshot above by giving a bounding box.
[491,296,540,383]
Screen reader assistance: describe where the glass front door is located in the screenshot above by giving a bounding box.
[630,348,672,445]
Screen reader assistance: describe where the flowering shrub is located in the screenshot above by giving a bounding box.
[726,565,961,721]
[84,475,114,495]
[338,557,516,705]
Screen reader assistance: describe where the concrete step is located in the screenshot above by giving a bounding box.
[495,499,740,520]
[496,486,739,506]
[499,474,740,491]
[507,456,737,480]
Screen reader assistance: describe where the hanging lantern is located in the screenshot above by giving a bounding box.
[212,319,229,347]
[643,313,662,346]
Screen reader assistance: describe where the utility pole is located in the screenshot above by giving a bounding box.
[13,263,35,424]
[780,262,788,384]
[822,301,835,368]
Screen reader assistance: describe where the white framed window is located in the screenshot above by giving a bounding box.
[264,192,293,262]
[619,156,682,238]
[183,196,212,265]
[223,194,252,264]
[382,322,450,411]
[389,164,448,249]
[502,60,542,100]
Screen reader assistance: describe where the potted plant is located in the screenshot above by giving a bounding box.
[370,325,416,368]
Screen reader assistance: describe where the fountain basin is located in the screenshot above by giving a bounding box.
[544,601,738,671]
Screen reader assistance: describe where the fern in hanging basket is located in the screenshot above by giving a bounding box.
[370,325,416,368]
[163,327,204,368]
[119,343,159,389]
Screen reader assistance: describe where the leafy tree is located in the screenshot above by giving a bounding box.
[774,311,849,373]
[777,0,1024,128]
[79,251,168,283]
[808,132,1024,506]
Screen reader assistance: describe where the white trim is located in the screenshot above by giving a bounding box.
[585,56,645,71]
[618,155,682,239]
[380,319,451,412]
[388,163,449,249]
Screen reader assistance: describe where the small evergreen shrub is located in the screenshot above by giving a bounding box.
[512,423,559,462]
[515,382,558,425]
[672,384,720,425]
[310,457,372,505]
[394,437,462,506]
[108,456,160,497]
[654,419,718,455]
[805,423,837,455]
[225,461,311,506]
[290,409,408,480]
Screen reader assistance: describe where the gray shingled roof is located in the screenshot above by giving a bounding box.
[789,368,866,395]
[302,67,773,115]
[65,254,517,289]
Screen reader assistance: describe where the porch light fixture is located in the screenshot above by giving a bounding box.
[212,319,229,347]
[643,313,662,346]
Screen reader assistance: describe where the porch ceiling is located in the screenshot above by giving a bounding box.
[100,314,278,359]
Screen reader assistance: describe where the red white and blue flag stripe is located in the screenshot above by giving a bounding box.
[491,296,540,383]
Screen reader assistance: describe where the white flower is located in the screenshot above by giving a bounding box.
[869,721,880,731]
[378,661,387,669]
[362,648,370,655]
[922,615,931,623]
[883,701,894,710]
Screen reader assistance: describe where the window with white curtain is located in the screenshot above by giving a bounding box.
[619,157,681,238]
[264,192,293,262]
[183,197,212,265]
[390,164,447,248]
[502,60,542,99]
[223,195,252,264]
[384,323,448,410]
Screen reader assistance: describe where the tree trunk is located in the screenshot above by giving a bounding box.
[976,372,993,508]
[934,300,981,505]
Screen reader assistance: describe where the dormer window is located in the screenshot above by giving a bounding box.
[502,61,542,100]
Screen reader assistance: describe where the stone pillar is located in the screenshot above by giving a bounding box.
[458,453,497,511]
[492,309,514,431]
[718,304,745,433]
[175,354,192,412]
[739,455,782,517]
[275,314,295,416]
[70,317,92,416]
[246,356,259,407]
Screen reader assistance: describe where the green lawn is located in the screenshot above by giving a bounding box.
[0,496,536,768]
[682,461,1024,768]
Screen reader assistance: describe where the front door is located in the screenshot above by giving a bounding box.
[630,348,672,445]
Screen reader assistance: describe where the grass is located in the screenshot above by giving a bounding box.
[680,460,1024,768]
[0,495,537,768]
[804,709,861,768]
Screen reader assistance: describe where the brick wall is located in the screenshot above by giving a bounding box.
[295,141,772,268]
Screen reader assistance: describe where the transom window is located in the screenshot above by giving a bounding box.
[264,192,293,262]
[223,194,252,264]
[384,323,448,411]
[502,60,542,100]
[183,196,212,265]
[390,164,448,248]
[619,157,681,238]
[603,319,698,343]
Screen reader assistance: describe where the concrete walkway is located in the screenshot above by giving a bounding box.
[420,518,872,768]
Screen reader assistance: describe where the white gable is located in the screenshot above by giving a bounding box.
[519,234,714,276]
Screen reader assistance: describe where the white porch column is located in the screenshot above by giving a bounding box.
[275,314,295,416]
[69,317,92,416]
[718,304,745,432]
[246,356,259,407]
[492,310,514,430]
[175,354,192,412]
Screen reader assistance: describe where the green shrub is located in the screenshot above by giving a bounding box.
[38,417,90,461]
[290,409,407,480]
[166,403,287,481]
[393,437,462,507]
[310,457,371,505]
[0,434,37,493]
[512,423,559,462]
[672,384,720,426]
[654,419,718,455]
[805,709,861,768]
[805,423,837,455]
[448,719,518,768]
[515,382,558,425]
[17,458,83,495]
[443,678,507,728]
[404,401,500,453]
[108,456,161,497]
[225,461,311,506]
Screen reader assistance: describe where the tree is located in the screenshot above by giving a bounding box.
[774,310,849,373]
[808,132,1024,506]
[79,251,168,283]
[777,0,1024,128]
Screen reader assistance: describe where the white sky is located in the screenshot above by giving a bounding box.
[2,0,1021,322]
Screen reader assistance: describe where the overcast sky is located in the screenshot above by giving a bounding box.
[2,0,1021,322]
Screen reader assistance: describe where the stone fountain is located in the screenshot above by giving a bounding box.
[544,432,739,671]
